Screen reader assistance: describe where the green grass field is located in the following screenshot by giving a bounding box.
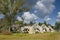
[0,32,60,40]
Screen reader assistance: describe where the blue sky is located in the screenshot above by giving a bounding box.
[36,0,60,25]
[23,0,60,26]
[49,0,60,25]
[0,0,60,26]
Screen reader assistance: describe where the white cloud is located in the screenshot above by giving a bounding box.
[33,0,55,18]
[57,12,60,18]
[57,15,60,18]
[56,12,60,21]
[22,12,38,24]
[34,10,37,13]
[44,16,51,21]
[56,19,60,22]
[16,16,23,21]
[16,0,55,23]
[58,12,60,15]
[47,18,51,21]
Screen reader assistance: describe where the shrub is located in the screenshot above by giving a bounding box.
[2,30,12,35]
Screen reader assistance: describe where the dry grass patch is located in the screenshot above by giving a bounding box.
[0,32,60,40]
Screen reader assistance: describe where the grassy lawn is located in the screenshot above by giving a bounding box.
[0,32,60,40]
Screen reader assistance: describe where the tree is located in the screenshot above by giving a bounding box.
[0,0,31,31]
[43,21,48,26]
[38,22,42,26]
[14,21,24,27]
[29,22,34,26]
[0,18,9,32]
[55,22,60,31]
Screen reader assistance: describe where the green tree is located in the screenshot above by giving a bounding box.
[38,22,42,26]
[55,22,60,31]
[43,21,48,26]
[29,22,34,26]
[15,21,24,27]
[0,0,31,31]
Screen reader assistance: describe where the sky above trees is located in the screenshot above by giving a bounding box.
[0,0,60,26]
[18,0,60,26]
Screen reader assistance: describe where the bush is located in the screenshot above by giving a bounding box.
[2,30,12,35]
[55,22,60,31]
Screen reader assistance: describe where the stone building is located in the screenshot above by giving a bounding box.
[12,24,55,34]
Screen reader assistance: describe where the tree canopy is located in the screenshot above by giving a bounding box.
[0,0,31,31]
[55,22,60,31]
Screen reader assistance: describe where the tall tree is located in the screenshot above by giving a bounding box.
[14,21,24,27]
[55,22,60,31]
[0,0,31,31]
[43,21,48,26]
[38,22,42,26]
[29,21,34,26]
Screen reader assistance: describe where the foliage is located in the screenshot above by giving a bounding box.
[24,21,34,26]
[29,21,34,26]
[15,21,24,27]
[55,22,60,31]
[38,22,42,26]
[43,21,48,26]
[0,0,31,31]
[2,30,12,35]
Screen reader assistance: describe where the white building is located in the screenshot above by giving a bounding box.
[19,24,55,34]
